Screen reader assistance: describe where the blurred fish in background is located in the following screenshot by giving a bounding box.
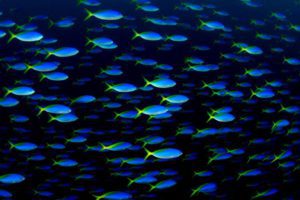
[0,0,300,199]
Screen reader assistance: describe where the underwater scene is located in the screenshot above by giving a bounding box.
[1,0,300,199]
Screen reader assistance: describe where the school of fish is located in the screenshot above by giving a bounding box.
[0,0,300,199]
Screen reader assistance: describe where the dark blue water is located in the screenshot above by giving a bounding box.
[1,0,300,199]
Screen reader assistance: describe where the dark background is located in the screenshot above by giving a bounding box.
[1,0,300,199]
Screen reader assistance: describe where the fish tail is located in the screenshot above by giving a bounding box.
[84,145,93,152]
[135,4,141,10]
[44,49,53,59]
[238,47,246,54]
[85,37,93,46]
[105,157,113,164]
[271,122,277,133]
[6,64,12,71]
[249,89,255,99]
[182,66,190,71]
[8,141,15,150]
[141,142,147,148]
[190,189,198,197]
[48,20,54,28]
[149,184,155,192]
[199,19,205,25]
[271,155,279,163]
[24,64,33,73]
[206,111,214,123]
[197,19,205,30]
[69,98,76,105]
[282,57,287,64]
[160,95,167,104]
[120,158,126,167]
[113,55,119,61]
[279,104,285,112]
[48,114,56,123]
[211,90,218,96]
[39,73,47,82]
[207,156,215,165]
[132,29,139,40]
[243,68,249,75]
[28,16,34,22]
[255,32,259,38]
[36,105,45,116]
[210,108,216,114]
[84,9,93,21]
[114,112,120,119]
[3,87,11,97]
[92,195,99,200]
[135,107,143,118]
[146,115,153,122]
[64,138,70,144]
[271,121,277,133]
[143,77,151,87]
[237,173,243,180]
[164,35,171,41]
[52,159,58,166]
[7,30,16,44]
[99,143,106,151]
[134,60,140,65]
[231,41,237,47]
[15,25,21,31]
[104,82,113,92]
[201,81,208,89]
[219,53,225,58]
[127,178,134,187]
[144,148,152,160]
[34,49,41,57]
